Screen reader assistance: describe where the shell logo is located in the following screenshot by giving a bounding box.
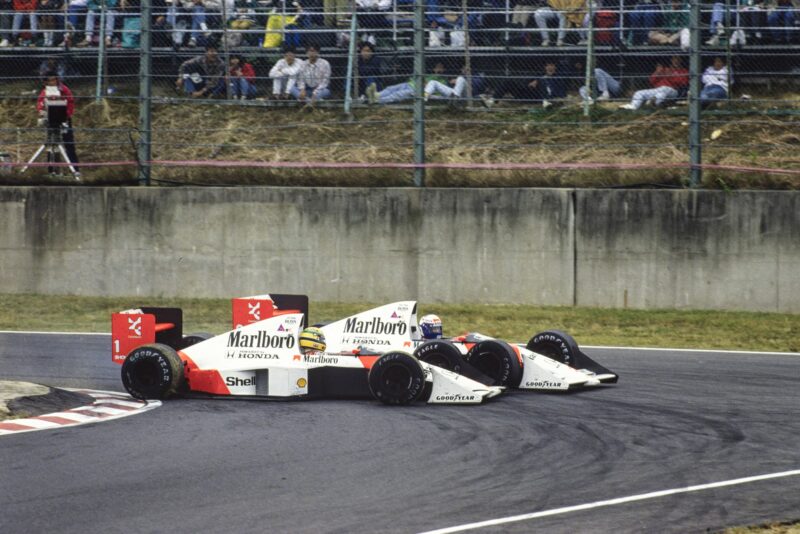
[296,378,307,388]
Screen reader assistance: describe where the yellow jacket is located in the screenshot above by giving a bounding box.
[263,13,299,48]
[548,0,586,26]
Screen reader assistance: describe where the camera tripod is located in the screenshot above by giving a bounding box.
[20,124,81,181]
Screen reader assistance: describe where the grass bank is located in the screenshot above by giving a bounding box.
[1,294,797,352]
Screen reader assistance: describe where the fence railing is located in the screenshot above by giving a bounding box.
[0,2,798,187]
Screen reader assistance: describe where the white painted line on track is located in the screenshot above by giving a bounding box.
[419,469,800,534]
[583,345,800,357]
[0,330,109,336]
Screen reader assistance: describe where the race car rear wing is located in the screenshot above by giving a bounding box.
[111,307,183,364]
[231,294,309,330]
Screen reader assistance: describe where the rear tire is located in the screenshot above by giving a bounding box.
[526,330,580,367]
[368,352,426,405]
[464,340,523,387]
[121,343,184,400]
[414,340,464,373]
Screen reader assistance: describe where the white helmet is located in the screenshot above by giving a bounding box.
[419,314,443,340]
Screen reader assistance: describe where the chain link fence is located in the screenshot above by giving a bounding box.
[0,1,798,186]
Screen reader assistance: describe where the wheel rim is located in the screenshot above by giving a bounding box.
[381,363,413,397]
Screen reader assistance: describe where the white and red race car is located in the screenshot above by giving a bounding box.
[111,295,504,405]
[319,302,618,392]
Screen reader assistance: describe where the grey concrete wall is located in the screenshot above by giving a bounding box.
[0,187,797,312]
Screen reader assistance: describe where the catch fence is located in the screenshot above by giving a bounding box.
[0,1,798,187]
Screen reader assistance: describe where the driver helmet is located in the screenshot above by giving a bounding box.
[419,314,443,340]
[299,326,326,353]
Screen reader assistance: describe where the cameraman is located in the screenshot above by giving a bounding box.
[36,72,80,176]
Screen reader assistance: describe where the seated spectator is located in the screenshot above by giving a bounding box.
[648,0,688,49]
[176,43,226,97]
[424,65,487,101]
[700,56,731,106]
[11,0,37,46]
[291,43,331,105]
[579,67,622,102]
[427,0,478,47]
[627,0,661,46]
[229,55,257,99]
[488,61,567,106]
[269,46,304,99]
[366,61,447,104]
[77,0,119,46]
[0,0,11,47]
[511,0,546,28]
[38,0,63,47]
[619,55,688,110]
[357,41,389,95]
[38,57,70,80]
[766,0,796,44]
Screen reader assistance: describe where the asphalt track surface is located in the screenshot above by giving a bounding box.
[1,332,799,534]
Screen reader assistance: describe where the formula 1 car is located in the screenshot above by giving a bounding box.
[319,302,618,391]
[111,295,503,405]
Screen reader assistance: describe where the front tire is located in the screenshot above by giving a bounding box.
[121,343,184,400]
[179,332,214,349]
[414,340,464,373]
[526,330,580,367]
[464,340,523,387]
[368,352,426,405]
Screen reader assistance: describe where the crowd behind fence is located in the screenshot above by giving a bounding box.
[0,1,798,186]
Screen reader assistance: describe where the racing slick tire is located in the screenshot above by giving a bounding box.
[179,332,214,349]
[414,340,464,373]
[121,343,185,400]
[526,330,580,367]
[368,352,426,405]
[464,340,523,388]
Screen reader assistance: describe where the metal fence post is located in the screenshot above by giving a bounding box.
[413,0,425,187]
[94,0,107,103]
[344,10,358,116]
[583,0,594,117]
[138,0,152,186]
[688,0,702,187]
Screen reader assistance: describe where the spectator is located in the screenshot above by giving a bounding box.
[0,0,11,47]
[269,46,303,99]
[291,43,331,105]
[648,0,689,48]
[38,0,63,47]
[38,57,69,80]
[534,0,566,46]
[176,44,226,98]
[626,0,662,46]
[11,0,37,46]
[488,61,567,105]
[77,0,119,47]
[766,0,796,43]
[366,61,447,104]
[424,65,487,101]
[357,41,388,95]
[37,71,80,176]
[511,0,546,28]
[262,2,301,48]
[228,55,256,99]
[355,0,390,43]
[579,67,621,102]
[65,0,90,46]
[619,55,688,110]
[700,56,731,106]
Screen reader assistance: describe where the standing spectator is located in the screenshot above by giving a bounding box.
[65,0,90,46]
[37,71,80,177]
[766,0,796,43]
[77,0,118,46]
[619,55,688,110]
[228,55,256,99]
[700,56,731,106]
[292,43,331,105]
[12,0,37,46]
[269,46,303,99]
[38,0,63,46]
[0,0,11,47]
[357,41,388,95]
[579,67,621,102]
[176,44,226,97]
[534,0,567,45]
